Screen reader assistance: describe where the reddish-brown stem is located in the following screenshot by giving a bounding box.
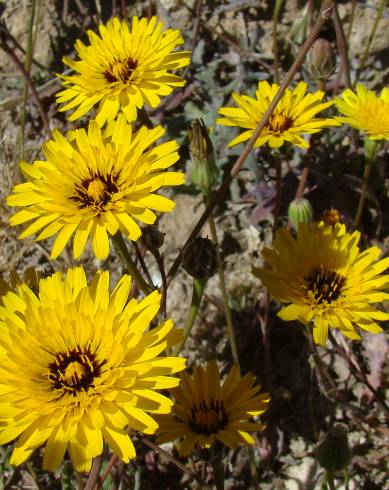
[84,455,103,490]
[95,455,118,490]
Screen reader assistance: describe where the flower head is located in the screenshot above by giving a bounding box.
[0,267,185,471]
[217,81,338,149]
[56,16,190,125]
[254,222,389,345]
[335,84,389,140]
[155,361,270,456]
[7,115,184,260]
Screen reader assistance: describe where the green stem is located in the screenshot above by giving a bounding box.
[354,139,379,229]
[172,277,206,356]
[356,0,386,83]
[205,197,239,364]
[112,232,153,296]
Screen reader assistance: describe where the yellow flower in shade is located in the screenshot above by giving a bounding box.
[7,115,184,260]
[254,222,389,345]
[155,361,270,456]
[217,80,338,149]
[56,16,190,125]
[335,84,389,140]
[0,267,185,471]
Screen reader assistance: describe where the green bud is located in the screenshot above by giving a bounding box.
[188,119,219,197]
[316,424,351,473]
[306,38,335,82]
[141,225,165,251]
[288,198,313,231]
[182,237,217,279]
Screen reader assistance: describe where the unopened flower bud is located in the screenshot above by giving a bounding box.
[307,38,335,81]
[316,424,351,473]
[288,198,313,231]
[182,237,217,279]
[189,119,219,197]
[322,208,341,227]
[141,225,165,251]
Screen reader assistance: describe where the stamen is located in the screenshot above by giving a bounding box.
[304,266,346,304]
[189,398,228,435]
[48,346,103,396]
[267,113,293,134]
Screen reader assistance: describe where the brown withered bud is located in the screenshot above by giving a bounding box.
[306,38,335,82]
[141,225,165,251]
[188,119,218,197]
[182,237,217,279]
[322,208,341,227]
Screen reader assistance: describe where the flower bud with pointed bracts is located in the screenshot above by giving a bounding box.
[316,424,351,473]
[141,225,165,251]
[288,198,313,231]
[189,119,219,197]
[307,38,335,82]
[182,237,217,279]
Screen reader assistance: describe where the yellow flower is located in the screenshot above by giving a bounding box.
[56,16,190,125]
[217,80,338,149]
[254,222,389,345]
[0,267,185,472]
[7,115,184,260]
[155,361,270,456]
[335,84,389,140]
